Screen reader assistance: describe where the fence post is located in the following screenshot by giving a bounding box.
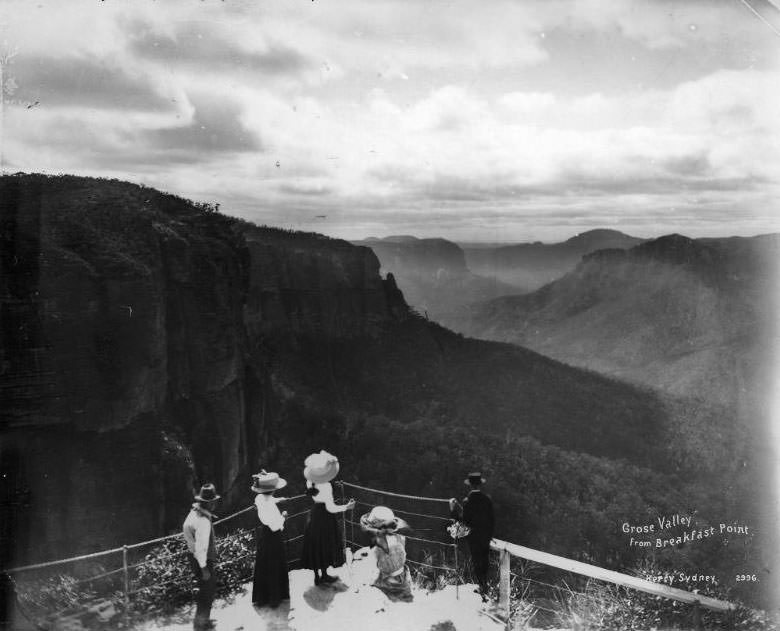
[692,600,703,631]
[339,482,347,556]
[122,545,130,623]
[498,547,510,622]
[338,481,355,586]
[454,542,459,600]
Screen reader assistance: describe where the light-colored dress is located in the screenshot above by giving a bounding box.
[372,533,412,601]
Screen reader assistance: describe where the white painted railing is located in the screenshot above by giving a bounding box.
[492,538,735,622]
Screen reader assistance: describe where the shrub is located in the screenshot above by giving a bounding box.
[131,529,255,613]
[547,579,780,631]
[14,574,101,616]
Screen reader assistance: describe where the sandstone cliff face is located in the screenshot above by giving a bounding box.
[244,228,404,339]
[352,236,516,323]
[0,175,406,563]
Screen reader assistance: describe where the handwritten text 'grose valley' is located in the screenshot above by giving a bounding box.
[622,514,750,548]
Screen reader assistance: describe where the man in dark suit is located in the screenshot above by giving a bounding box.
[450,472,495,601]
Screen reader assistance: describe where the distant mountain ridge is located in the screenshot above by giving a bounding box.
[353,230,648,322]
[454,232,778,403]
[462,229,646,292]
[352,235,469,275]
[351,235,516,319]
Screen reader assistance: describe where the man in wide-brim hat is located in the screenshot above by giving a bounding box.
[182,483,221,629]
[450,472,495,601]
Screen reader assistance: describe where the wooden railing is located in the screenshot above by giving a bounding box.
[492,538,735,622]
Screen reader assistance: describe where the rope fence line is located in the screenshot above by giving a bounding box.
[285,509,310,520]
[131,547,190,566]
[344,540,453,574]
[353,499,452,522]
[215,552,255,570]
[343,519,453,549]
[6,546,126,574]
[73,566,126,585]
[125,531,184,551]
[340,481,450,503]
[513,575,568,594]
[406,559,457,573]
[406,534,455,547]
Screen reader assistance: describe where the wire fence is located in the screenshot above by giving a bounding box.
[335,480,462,592]
[5,493,310,630]
[4,480,467,630]
[4,481,741,631]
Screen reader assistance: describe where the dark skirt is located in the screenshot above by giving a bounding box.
[252,524,289,607]
[301,503,345,571]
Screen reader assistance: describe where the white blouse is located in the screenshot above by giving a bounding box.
[255,494,285,532]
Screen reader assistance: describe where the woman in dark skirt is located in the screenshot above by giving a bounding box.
[300,451,355,585]
[251,471,290,607]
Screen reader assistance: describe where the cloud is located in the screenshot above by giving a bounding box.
[5,92,261,174]
[8,54,173,111]
[143,93,261,155]
[277,181,334,197]
[127,20,313,78]
[562,0,776,49]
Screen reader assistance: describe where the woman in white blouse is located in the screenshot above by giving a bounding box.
[251,471,290,607]
[300,451,355,586]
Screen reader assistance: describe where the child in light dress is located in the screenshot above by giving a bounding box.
[360,506,413,601]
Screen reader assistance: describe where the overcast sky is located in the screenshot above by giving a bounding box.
[2,0,779,242]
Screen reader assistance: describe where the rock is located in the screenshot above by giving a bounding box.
[1,174,408,561]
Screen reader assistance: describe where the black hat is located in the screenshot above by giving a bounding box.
[194,483,221,503]
[465,472,486,486]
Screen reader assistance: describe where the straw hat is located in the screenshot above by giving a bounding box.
[303,450,340,484]
[360,506,408,533]
[194,483,221,503]
[251,470,287,494]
